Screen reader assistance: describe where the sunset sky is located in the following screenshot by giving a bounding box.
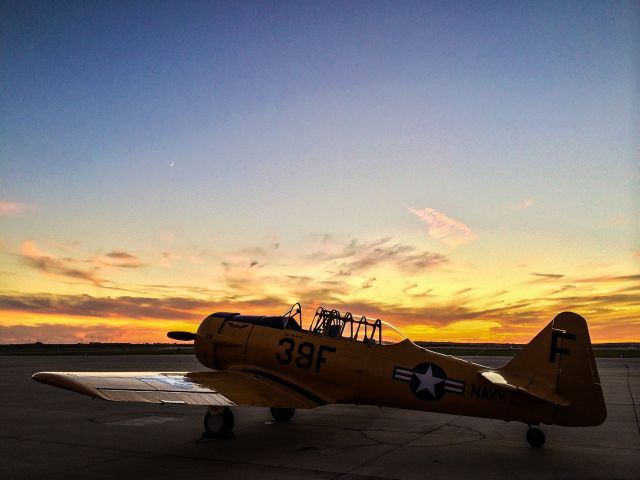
[1,1,638,344]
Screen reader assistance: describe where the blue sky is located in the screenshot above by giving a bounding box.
[1,1,638,343]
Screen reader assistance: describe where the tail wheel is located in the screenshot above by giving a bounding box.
[204,407,234,436]
[270,407,295,422]
[526,427,546,448]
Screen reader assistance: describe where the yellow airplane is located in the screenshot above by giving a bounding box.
[33,304,606,448]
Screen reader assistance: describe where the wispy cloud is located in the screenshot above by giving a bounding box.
[548,284,576,295]
[19,241,145,285]
[361,277,376,289]
[308,237,447,273]
[344,243,446,272]
[0,294,208,320]
[408,207,476,247]
[402,282,418,293]
[0,201,28,216]
[98,251,144,268]
[531,272,565,280]
[0,293,376,327]
[508,198,535,210]
[456,287,474,295]
[218,241,281,273]
[106,251,136,261]
[573,274,640,284]
[21,241,104,285]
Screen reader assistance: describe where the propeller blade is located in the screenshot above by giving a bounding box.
[167,331,196,341]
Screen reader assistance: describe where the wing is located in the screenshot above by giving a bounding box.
[32,370,323,409]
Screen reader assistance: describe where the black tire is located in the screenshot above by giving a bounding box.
[526,427,545,448]
[204,407,234,436]
[270,407,295,422]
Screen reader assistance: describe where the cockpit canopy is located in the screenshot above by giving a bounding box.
[211,303,407,345]
[309,306,381,344]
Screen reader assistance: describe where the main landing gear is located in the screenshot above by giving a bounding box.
[270,407,296,422]
[526,426,546,448]
[202,407,296,438]
[203,406,235,437]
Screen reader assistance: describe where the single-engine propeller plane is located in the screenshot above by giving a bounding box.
[33,304,606,447]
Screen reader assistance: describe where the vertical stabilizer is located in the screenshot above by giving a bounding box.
[502,312,606,426]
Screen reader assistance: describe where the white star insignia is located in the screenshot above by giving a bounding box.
[414,366,444,396]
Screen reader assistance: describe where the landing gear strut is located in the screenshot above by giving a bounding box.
[270,407,296,422]
[526,426,545,448]
[203,406,234,437]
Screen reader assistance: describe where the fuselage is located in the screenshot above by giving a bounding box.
[194,313,555,426]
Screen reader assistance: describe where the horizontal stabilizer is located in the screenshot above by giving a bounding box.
[480,371,570,406]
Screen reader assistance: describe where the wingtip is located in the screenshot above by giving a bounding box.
[31,371,103,399]
[32,372,57,385]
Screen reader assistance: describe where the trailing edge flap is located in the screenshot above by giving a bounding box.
[32,370,322,409]
[481,371,570,406]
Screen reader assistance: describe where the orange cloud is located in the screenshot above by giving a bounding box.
[408,208,477,247]
[1,288,638,344]
[3,235,638,344]
[2,265,637,344]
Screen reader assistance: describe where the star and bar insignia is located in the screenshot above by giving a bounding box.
[393,362,465,401]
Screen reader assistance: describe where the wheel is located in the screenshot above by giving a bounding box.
[270,407,295,422]
[526,427,545,448]
[204,407,234,436]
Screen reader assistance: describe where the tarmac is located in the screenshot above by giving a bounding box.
[1,355,638,479]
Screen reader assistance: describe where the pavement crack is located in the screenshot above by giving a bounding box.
[489,419,504,438]
[342,428,386,446]
[333,418,460,480]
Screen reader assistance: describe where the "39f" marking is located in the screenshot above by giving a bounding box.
[276,338,336,373]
